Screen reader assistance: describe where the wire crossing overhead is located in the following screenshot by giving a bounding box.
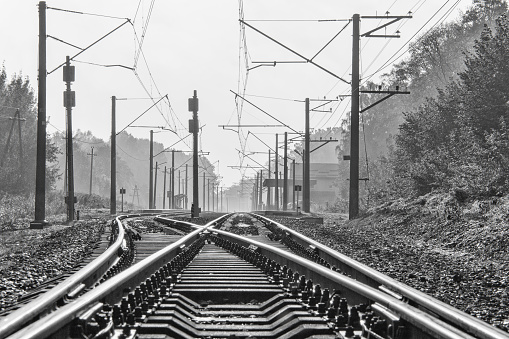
[240,19,350,84]
[361,15,413,38]
[230,90,302,136]
[48,19,132,75]
[360,87,410,113]
[310,138,338,153]
[117,95,169,135]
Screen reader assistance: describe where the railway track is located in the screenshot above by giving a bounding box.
[0,210,192,338]
[1,212,507,339]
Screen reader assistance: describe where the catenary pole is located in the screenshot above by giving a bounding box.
[110,96,116,214]
[171,150,175,208]
[292,159,296,210]
[190,90,200,217]
[32,1,48,228]
[303,98,310,213]
[149,130,153,209]
[283,132,288,210]
[163,166,167,209]
[185,164,188,209]
[275,134,279,211]
[259,170,263,209]
[349,14,360,219]
[153,162,158,208]
[267,149,271,209]
[64,56,75,222]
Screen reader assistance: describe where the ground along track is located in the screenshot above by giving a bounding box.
[2,212,508,339]
[0,210,195,339]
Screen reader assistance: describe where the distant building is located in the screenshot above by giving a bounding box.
[294,162,339,205]
[262,162,339,209]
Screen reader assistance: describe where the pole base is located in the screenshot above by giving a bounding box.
[30,220,50,229]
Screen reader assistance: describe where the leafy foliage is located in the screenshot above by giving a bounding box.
[0,66,60,195]
[394,11,509,198]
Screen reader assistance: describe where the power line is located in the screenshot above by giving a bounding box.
[48,19,131,75]
[319,0,459,136]
[134,0,156,67]
[361,0,459,84]
[244,93,301,102]
[117,144,145,161]
[117,94,168,134]
[47,6,127,20]
[231,90,302,136]
[322,0,426,100]
[47,35,83,50]
[133,0,144,24]
[129,25,189,148]
[47,121,106,145]
[244,19,350,22]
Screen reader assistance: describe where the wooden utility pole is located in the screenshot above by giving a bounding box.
[1,109,25,170]
[87,147,96,195]
[1,108,26,188]
[149,130,153,209]
[31,1,47,228]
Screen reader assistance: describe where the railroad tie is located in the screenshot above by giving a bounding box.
[137,243,337,338]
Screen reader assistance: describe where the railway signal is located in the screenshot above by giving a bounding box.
[295,184,302,215]
[119,188,126,212]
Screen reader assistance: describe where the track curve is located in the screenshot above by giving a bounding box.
[1,212,507,339]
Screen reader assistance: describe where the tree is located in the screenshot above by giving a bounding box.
[394,12,509,197]
[0,66,60,194]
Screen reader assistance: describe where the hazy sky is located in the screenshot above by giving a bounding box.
[1,0,472,186]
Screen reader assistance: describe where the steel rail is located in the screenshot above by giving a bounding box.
[0,216,126,339]
[211,228,477,339]
[154,215,205,231]
[6,214,231,339]
[251,213,509,339]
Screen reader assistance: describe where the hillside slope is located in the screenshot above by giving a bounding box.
[279,192,509,331]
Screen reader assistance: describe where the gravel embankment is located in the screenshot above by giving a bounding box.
[271,192,509,332]
[0,220,106,311]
